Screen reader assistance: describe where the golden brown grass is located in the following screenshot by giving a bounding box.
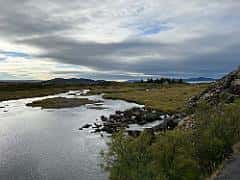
[96,83,208,112]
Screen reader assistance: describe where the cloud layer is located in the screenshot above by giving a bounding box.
[0,0,239,80]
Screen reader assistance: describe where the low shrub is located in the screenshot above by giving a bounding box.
[102,101,240,179]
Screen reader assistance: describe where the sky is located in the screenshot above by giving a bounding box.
[0,0,239,80]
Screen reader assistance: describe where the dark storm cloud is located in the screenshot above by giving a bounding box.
[17,31,240,76]
[17,35,170,70]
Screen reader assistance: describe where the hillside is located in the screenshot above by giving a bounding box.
[189,66,240,107]
[43,78,106,85]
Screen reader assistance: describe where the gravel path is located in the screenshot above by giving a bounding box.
[214,154,240,180]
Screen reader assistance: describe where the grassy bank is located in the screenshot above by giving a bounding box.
[90,83,208,112]
[102,100,240,180]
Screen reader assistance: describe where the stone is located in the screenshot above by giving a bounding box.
[100,115,108,121]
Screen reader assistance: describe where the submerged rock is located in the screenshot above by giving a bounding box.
[79,124,92,130]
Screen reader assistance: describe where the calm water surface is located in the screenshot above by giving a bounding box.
[0,91,140,180]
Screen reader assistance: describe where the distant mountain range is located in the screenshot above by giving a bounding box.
[127,77,217,83]
[0,77,216,85]
[183,77,217,83]
[42,78,106,85]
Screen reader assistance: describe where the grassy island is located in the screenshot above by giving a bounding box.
[26,97,97,109]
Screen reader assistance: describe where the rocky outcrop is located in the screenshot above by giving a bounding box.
[93,108,186,135]
[188,66,240,107]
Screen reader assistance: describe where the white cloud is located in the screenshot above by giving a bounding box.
[0,57,96,80]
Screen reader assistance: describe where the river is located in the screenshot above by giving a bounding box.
[0,91,141,180]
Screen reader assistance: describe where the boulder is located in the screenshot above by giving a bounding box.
[100,115,108,121]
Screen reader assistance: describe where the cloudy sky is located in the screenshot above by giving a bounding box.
[0,0,239,80]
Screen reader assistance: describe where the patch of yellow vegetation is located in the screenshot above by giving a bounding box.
[101,84,208,112]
